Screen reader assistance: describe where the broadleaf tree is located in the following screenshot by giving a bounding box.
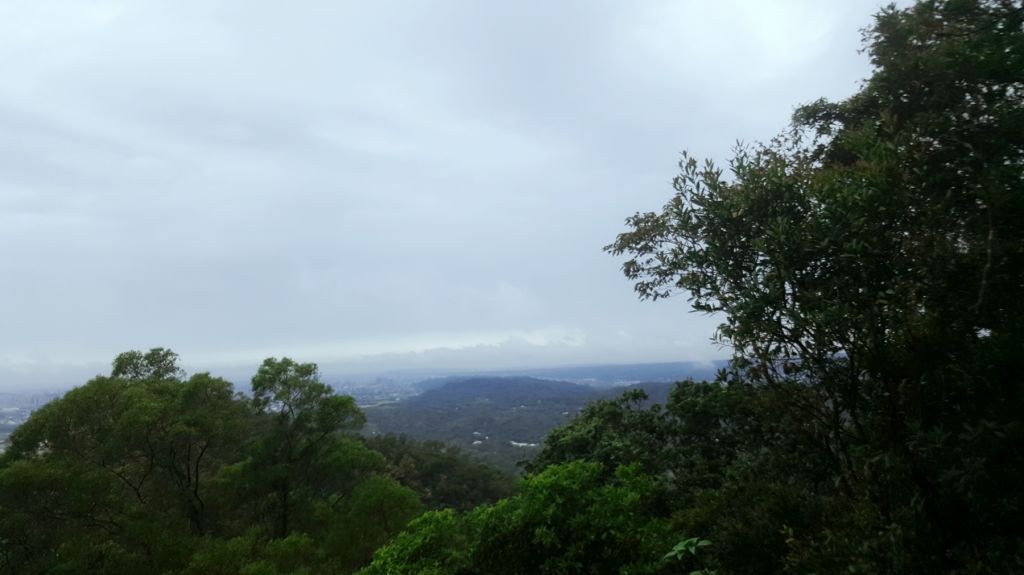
[606,0,1023,571]
[248,357,369,538]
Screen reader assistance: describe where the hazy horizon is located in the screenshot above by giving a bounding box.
[0,357,728,394]
[1,1,897,390]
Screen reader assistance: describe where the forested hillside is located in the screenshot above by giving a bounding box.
[365,376,677,473]
[1,1,1021,573]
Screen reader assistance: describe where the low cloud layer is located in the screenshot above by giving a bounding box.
[1,1,891,389]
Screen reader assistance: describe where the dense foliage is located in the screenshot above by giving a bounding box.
[0,350,512,574]
[365,1,1023,573]
[605,0,1022,571]
[365,434,515,511]
[2,1,1020,573]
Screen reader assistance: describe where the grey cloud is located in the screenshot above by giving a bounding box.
[0,1,894,388]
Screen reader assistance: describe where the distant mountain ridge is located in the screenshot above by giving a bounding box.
[365,375,684,473]
[409,376,598,403]
[495,360,726,386]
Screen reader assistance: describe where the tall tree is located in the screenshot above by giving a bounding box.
[248,357,367,538]
[0,349,250,573]
[606,1,1023,571]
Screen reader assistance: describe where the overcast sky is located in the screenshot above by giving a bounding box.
[1,0,892,389]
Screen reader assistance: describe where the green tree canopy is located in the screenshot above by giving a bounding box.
[0,351,446,574]
[111,347,186,382]
[606,0,1023,571]
[247,357,370,538]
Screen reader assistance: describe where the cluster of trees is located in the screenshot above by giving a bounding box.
[2,1,1019,573]
[0,350,513,574]
[365,1,1023,573]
